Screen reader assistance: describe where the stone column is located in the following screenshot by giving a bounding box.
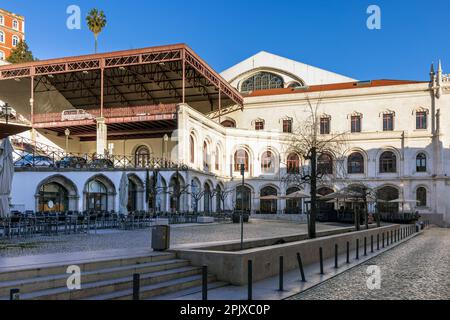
[96,117,108,156]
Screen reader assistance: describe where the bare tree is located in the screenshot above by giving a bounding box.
[214,188,234,213]
[339,184,378,230]
[283,95,348,238]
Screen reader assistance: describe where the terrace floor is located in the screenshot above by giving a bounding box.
[0,220,348,258]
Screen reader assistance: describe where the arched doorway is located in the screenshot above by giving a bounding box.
[377,186,399,214]
[260,186,278,214]
[215,185,222,212]
[285,187,301,214]
[236,185,252,213]
[85,180,108,212]
[169,174,186,213]
[127,179,137,212]
[38,182,69,212]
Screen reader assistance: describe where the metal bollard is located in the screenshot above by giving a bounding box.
[319,247,324,275]
[297,252,306,282]
[364,237,367,256]
[371,235,374,253]
[133,273,140,301]
[202,265,208,301]
[382,232,385,248]
[10,289,20,300]
[334,244,338,269]
[356,239,359,260]
[377,234,380,250]
[346,241,350,264]
[279,256,284,291]
[248,260,253,300]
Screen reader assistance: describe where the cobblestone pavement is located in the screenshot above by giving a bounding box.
[289,227,450,300]
[0,220,343,257]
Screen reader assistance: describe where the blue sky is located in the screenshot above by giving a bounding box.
[1,0,449,81]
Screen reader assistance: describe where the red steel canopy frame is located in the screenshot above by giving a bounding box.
[0,44,243,138]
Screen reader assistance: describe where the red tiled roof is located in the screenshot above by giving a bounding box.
[244,80,427,97]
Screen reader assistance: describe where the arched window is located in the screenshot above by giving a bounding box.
[127,179,137,212]
[234,149,249,172]
[12,35,19,47]
[203,141,209,171]
[0,31,4,43]
[38,182,69,212]
[215,145,221,171]
[348,152,364,174]
[416,153,427,172]
[12,20,19,30]
[377,186,400,214]
[241,72,284,92]
[204,183,211,213]
[380,151,397,173]
[260,186,277,214]
[236,185,252,212]
[189,134,195,164]
[416,187,427,207]
[135,145,150,168]
[286,187,301,214]
[287,82,302,88]
[318,153,333,175]
[0,15,4,26]
[261,151,275,174]
[221,120,236,128]
[287,153,300,174]
[85,180,108,212]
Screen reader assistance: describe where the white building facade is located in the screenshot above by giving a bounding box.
[5,49,450,226]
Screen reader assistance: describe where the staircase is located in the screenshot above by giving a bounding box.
[0,252,224,300]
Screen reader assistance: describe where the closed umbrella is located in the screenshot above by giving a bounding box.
[0,138,14,217]
[119,172,129,215]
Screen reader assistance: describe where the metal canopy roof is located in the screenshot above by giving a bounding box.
[0,44,243,118]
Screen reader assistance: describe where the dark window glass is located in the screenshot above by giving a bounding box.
[383,113,394,131]
[318,153,333,175]
[416,112,427,130]
[416,153,427,172]
[380,151,397,173]
[320,118,330,135]
[287,153,300,174]
[283,119,292,133]
[416,187,427,207]
[348,152,364,174]
[351,116,361,133]
[255,121,264,131]
[241,72,284,92]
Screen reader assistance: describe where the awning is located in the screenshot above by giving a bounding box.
[0,122,31,139]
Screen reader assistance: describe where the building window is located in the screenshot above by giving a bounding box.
[348,152,364,174]
[283,119,292,133]
[379,151,397,173]
[0,15,4,26]
[38,182,69,212]
[260,186,278,214]
[241,72,284,92]
[261,151,275,174]
[0,31,4,43]
[12,35,19,47]
[287,153,300,174]
[416,187,427,207]
[320,117,330,135]
[236,185,252,212]
[189,134,195,164]
[416,153,427,172]
[351,115,361,133]
[135,145,151,167]
[416,111,427,130]
[204,183,211,213]
[85,180,108,212]
[13,20,19,30]
[318,153,333,175]
[255,120,264,131]
[383,113,394,131]
[221,119,236,128]
[203,141,209,171]
[0,51,4,61]
[234,149,249,172]
[215,146,221,171]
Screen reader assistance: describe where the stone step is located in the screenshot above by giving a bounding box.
[88,274,217,300]
[0,258,189,297]
[2,266,203,300]
[0,252,176,282]
[149,281,229,300]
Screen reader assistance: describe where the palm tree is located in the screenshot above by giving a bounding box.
[86,9,107,53]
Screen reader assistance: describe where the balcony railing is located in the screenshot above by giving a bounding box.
[33,104,178,124]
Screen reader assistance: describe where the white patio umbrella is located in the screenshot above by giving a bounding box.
[118,172,129,215]
[284,190,311,199]
[0,138,14,218]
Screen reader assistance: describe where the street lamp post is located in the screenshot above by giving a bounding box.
[0,101,12,124]
[64,128,70,153]
[240,163,245,250]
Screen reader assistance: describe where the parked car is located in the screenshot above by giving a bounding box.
[56,156,87,168]
[15,154,54,167]
[89,158,114,169]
